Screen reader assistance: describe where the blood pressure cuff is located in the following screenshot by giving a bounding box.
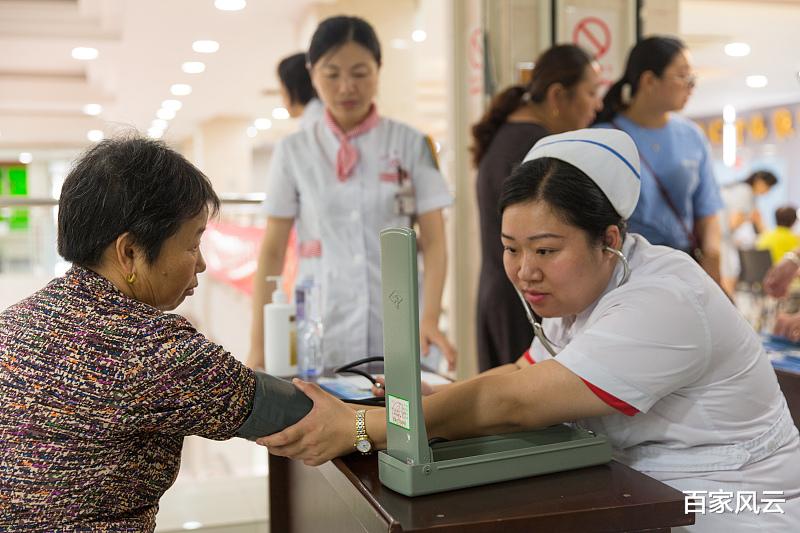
[236,371,313,440]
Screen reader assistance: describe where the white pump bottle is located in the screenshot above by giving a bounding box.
[263,275,296,376]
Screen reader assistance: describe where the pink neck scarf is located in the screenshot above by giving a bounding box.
[324,104,380,182]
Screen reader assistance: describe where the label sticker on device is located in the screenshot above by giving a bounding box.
[387,394,411,430]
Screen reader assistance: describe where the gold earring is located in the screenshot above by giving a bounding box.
[126,272,136,284]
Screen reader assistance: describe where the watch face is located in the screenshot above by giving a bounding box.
[356,439,372,453]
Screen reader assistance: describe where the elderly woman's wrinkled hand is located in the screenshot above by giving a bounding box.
[256,379,356,466]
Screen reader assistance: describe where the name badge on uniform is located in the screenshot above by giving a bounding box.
[393,163,416,216]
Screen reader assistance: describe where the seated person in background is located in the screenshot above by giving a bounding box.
[757,205,800,265]
[0,136,312,530]
[261,129,800,533]
[277,51,323,128]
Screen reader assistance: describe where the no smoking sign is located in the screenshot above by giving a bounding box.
[572,16,611,59]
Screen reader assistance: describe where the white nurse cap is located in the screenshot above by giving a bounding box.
[522,128,641,219]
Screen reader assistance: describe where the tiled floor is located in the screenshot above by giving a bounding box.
[155,436,270,532]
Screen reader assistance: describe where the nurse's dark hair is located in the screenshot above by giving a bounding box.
[307,15,381,67]
[471,44,594,167]
[499,157,626,244]
[57,134,219,267]
[278,52,317,106]
[594,36,685,124]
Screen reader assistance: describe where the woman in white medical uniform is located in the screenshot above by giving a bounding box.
[262,128,800,532]
[248,16,455,370]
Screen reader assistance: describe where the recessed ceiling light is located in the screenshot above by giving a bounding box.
[87,130,104,142]
[724,42,750,57]
[19,152,33,164]
[182,61,206,74]
[170,84,192,96]
[71,47,99,60]
[246,126,258,138]
[192,40,220,54]
[214,0,246,11]
[147,128,164,139]
[182,521,203,530]
[272,107,290,120]
[82,103,103,116]
[151,119,168,130]
[746,75,768,88]
[161,99,182,111]
[156,108,176,120]
[411,30,427,43]
[254,118,272,130]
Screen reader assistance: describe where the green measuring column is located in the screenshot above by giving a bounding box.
[377,227,612,497]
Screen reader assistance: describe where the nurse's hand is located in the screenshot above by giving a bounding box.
[764,258,799,298]
[774,312,800,342]
[420,319,458,371]
[370,376,440,397]
[257,379,355,466]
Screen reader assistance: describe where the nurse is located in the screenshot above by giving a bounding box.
[262,129,800,532]
[248,16,456,370]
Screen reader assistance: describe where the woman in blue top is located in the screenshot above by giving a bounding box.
[593,36,723,284]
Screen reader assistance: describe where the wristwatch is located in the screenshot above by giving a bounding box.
[354,409,373,454]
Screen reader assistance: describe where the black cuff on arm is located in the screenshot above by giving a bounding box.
[235,371,313,441]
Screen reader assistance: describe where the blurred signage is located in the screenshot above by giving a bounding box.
[695,104,799,146]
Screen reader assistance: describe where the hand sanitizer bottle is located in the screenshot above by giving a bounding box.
[263,275,296,376]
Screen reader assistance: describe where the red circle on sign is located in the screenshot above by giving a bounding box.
[572,17,611,59]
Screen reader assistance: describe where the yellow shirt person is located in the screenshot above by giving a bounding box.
[756,206,800,264]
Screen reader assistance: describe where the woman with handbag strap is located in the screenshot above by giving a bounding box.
[593,36,723,285]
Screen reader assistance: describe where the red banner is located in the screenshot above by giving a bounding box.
[202,221,297,297]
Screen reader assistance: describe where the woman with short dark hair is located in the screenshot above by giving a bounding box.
[0,136,312,530]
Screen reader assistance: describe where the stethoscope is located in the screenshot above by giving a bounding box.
[515,246,631,357]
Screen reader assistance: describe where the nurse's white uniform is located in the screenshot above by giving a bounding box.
[526,234,800,532]
[264,115,452,367]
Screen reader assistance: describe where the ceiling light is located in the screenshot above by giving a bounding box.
[724,42,751,57]
[156,108,176,120]
[182,61,206,74]
[214,0,246,11]
[170,84,192,96]
[147,128,164,139]
[272,107,290,120]
[151,119,168,129]
[192,40,220,54]
[87,130,104,142]
[71,47,99,60]
[182,522,203,530]
[746,75,768,88]
[161,99,182,111]
[254,118,272,130]
[246,126,258,138]
[19,152,33,164]
[411,30,427,43]
[82,103,103,116]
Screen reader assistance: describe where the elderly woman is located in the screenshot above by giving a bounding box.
[262,129,800,532]
[0,137,311,530]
